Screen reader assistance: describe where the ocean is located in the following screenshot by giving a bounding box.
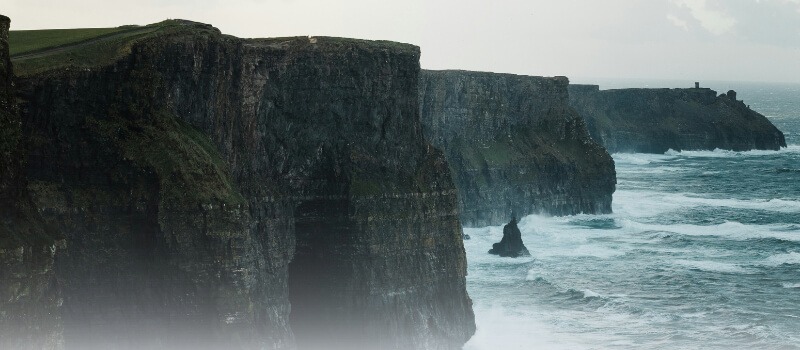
[462,81,800,349]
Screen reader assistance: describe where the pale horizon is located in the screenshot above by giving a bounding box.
[5,0,800,84]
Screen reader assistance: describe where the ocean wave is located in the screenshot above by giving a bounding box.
[558,288,607,301]
[612,153,677,165]
[619,219,800,242]
[674,259,751,274]
[614,190,800,216]
[580,289,602,298]
[762,252,800,266]
[664,145,800,158]
[783,283,800,289]
[535,244,626,259]
[524,273,551,284]
[775,167,800,173]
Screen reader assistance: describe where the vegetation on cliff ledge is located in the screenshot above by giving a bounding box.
[9,20,220,77]
[86,110,245,209]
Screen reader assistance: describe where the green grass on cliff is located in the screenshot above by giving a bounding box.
[9,20,220,77]
[8,27,134,56]
[87,110,245,209]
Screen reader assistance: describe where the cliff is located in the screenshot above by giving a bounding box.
[0,14,63,350]
[10,19,474,349]
[568,84,787,153]
[420,70,616,227]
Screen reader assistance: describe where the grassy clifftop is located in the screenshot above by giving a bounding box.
[9,20,220,76]
[9,20,419,78]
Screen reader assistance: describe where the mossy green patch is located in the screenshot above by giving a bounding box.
[86,110,244,210]
[453,128,535,169]
[8,27,135,56]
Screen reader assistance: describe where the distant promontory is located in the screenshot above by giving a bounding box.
[569,84,786,154]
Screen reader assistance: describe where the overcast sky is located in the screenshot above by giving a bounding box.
[4,0,800,83]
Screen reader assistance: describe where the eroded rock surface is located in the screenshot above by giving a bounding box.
[569,84,787,153]
[488,218,529,258]
[0,14,63,350]
[13,20,474,349]
[420,71,616,227]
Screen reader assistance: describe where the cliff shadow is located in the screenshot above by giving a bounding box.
[287,197,376,350]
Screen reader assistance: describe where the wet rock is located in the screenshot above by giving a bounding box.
[488,218,530,258]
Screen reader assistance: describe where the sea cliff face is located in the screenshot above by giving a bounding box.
[12,20,474,349]
[568,84,787,154]
[420,71,616,227]
[0,15,63,350]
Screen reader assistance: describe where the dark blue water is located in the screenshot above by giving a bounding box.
[463,81,800,349]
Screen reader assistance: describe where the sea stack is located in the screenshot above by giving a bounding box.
[488,218,530,258]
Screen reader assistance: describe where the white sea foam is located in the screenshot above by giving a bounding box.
[535,244,626,259]
[463,304,594,350]
[581,289,602,298]
[463,104,800,349]
[618,219,800,242]
[664,145,800,158]
[763,252,800,266]
[613,189,800,217]
[612,153,677,165]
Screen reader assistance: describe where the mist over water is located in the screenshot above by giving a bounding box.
[463,82,800,349]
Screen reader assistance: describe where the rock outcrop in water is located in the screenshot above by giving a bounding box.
[488,218,529,258]
[9,18,474,349]
[420,71,616,227]
[0,15,63,350]
[568,84,787,154]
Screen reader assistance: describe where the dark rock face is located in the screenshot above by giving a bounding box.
[420,70,616,227]
[568,84,787,154]
[488,218,529,258]
[15,23,474,349]
[0,14,63,350]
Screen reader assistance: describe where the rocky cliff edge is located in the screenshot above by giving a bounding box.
[569,84,787,154]
[9,19,474,349]
[420,70,616,227]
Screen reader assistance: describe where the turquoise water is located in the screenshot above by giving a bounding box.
[463,82,800,349]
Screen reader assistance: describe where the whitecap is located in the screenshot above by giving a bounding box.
[664,145,800,158]
[581,289,602,298]
[612,152,677,165]
[618,219,800,242]
[613,190,800,216]
[762,252,800,266]
[782,283,800,289]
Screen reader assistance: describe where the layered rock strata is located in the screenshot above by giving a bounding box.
[13,20,474,349]
[568,84,787,153]
[420,71,616,227]
[0,14,63,350]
